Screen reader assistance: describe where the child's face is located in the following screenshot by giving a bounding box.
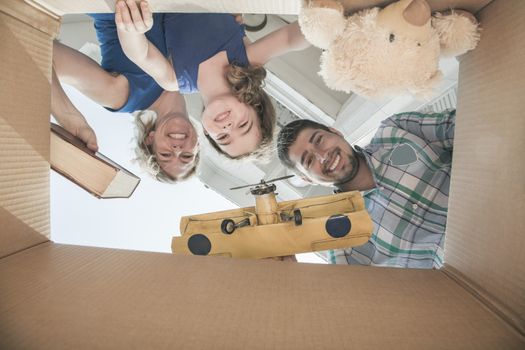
[147,113,199,179]
[201,94,261,157]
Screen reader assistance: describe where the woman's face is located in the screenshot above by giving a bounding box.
[201,94,261,157]
[147,113,199,179]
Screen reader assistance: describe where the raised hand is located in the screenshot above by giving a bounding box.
[115,0,179,91]
[115,0,153,34]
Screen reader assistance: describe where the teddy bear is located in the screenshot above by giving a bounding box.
[298,0,481,98]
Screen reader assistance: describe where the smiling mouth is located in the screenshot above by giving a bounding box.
[324,150,342,174]
[168,133,187,140]
[215,110,231,122]
[329,154,341,171]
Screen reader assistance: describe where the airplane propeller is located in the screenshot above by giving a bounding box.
[229,174,295,190]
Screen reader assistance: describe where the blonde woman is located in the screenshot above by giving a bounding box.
[115,0,310,160]
[52,12,198,183]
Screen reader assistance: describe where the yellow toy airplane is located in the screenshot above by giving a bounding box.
[171,175,373,259]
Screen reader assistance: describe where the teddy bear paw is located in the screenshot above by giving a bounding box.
[299,0,346,49]
[433,10,481,57]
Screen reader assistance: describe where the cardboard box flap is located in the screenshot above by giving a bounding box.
[445,0,525,335]
[29,0,492,16]
[0,208,48,258]
[29,0,301,16]
[0,1,54,257]
[0,1,55,157]
[1,0,59,36]
[339,0,492,13]
[1,243,523,349]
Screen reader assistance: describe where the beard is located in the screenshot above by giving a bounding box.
[333,152,360,187]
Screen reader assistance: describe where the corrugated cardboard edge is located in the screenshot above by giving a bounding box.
[0,2,56,158]
[1,0,59,36]
[338,0,493,13]
[0,208,49,259]
[25,0,492,16]
[443,265,525,338]
[28,0,302,16]
[0,0,58,256]
[0,115,51,245]
[444,0,525,337]
[1,243,524,349]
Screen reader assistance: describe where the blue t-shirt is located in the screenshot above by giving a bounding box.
[89,13,248,112]
[89,13,167,113]
[163,13,249,94]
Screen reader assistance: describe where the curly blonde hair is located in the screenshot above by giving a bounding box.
[133,110,199,183]
[204,64,276,161]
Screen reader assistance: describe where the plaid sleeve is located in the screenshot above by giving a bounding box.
[381,110,456,151]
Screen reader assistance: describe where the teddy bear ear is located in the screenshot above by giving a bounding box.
[298,0,346,49]
[432,11,481,57]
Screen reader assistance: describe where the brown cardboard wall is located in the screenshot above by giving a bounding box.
[0,2,57,257]
[0,243,523,349]
[339,0,492,13]
[0,0,524,348]
[445,0,525,335]
[31,0,492,16]
[30,0,301,16]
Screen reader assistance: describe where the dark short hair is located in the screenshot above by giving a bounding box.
[277,119,331,169]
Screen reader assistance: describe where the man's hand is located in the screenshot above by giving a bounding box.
[263,255,297,262]
[280,255,297,262]
[115,0,153,34]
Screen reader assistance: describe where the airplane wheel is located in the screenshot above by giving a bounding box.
[325,214,351,238]
[221,219,235,234]
[294,209,302,226]
[187,234,212,256]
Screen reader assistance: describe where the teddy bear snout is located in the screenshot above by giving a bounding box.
[403,0,431,27]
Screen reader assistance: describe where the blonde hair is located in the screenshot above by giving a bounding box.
[205,64,276,161]
[133,110,199,183]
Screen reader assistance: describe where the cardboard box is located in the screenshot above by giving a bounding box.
[1,0,523,348]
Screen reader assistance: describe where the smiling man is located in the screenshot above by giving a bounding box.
[277,110,455,268]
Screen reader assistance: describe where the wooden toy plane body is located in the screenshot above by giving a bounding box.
[172,189,373,259]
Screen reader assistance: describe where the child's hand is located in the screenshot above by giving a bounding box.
[115,0,153,34]
[232,13,243,24]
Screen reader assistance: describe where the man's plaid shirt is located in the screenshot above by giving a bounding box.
[330,110,455,268]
